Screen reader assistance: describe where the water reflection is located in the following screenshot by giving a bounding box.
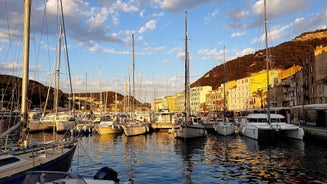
[174,137,207,184]
[27,132,327,183]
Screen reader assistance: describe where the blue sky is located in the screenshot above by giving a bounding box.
[0,0,326,103]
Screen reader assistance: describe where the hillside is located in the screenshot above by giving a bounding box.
[0,74,143,111]
[191,29,327,90]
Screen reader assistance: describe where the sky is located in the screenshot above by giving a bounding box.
[0,0,326,103]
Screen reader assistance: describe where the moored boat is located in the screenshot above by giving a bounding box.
[0,1,77,183]
[214,121,236,136]
[152,110,175,131]
[239,113,304,140]
[96,114,123,135]
[173,11,206,140]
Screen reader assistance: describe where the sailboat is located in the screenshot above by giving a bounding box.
[174,11,206,139]
[214,47,236,136]
[238,0,304,141]
[39,25,76,134]
[122,34,149,136]
[0,1,77,183]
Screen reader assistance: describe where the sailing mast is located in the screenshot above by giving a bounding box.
[19,0,32,143]
[223,46,226,123]
[54,26,63,116]
[184,11,190,122]
[132,33,135,115]
[264,0,271,124]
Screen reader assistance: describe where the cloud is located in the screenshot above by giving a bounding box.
[231,32,246,38]
[290,10,327,35]
[198,48,224,61]
[204,9,219,23]
[154,0,215,12]
[228,8,249,21]
[89,44,99,52]
[235,47,255,57]
[138,20,157,33]
[109,0,138,13]
[102,48,130,55]
[87,7,109,29]
[153,12,164,17]
[252,0,306,19]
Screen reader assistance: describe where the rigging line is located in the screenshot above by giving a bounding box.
[255,5,264,54]
[3,0,13,64]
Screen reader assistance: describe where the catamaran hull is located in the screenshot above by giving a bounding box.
[239,125,304,140]
[0,144,76,184]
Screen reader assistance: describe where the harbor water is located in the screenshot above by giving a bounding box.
[30,131,327,183]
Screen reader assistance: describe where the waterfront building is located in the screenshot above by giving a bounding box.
[205,88,223,112]
[153,98,163,112]
[190,86,212,113]
[233,77,250,111]
[313,45,327,104]
[175,91,185,113]
[248,69,281,108]
[271,65,302,108]
[278,65,302,81]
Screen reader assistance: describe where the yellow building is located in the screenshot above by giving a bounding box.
[249,69,281,108]
[190,86,212,113]
[174,92,185,113]
[231,77,250,111]
[206,88,223,111]
[278,65,302,81]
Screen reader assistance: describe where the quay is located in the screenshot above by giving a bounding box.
[302,124,327,142]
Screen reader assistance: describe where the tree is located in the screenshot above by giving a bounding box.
[252,88,267,108]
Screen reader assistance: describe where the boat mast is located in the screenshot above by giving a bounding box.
[223,46,226,123]
[54,26,63,116]
[264,0,271,124]
[185,11,190,122]
[20,0,32,143]
[132,33,135,117]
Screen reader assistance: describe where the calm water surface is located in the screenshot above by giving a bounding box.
[30,132,327,183]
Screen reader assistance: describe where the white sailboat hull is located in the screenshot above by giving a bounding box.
[122,123,149,136]
[214,122,236,136]
[96,126,123,135]
[174,125,206,139]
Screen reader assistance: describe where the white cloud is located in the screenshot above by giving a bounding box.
[229,9,249,21]
[153,0,214,12]
[235,48,255,57]
[46,0,88,17]
[138,20,156,33]
[252,0,306,19]
[102,48,130,55]
[140,9,145,17]
[110,0,138,13]
[87,7,109,29]
[231,32,246,38]
[153,12,164,17]
[204,9,219,23]
[89,44,99,52]
[198,48,224,61]
[112,12,120,26]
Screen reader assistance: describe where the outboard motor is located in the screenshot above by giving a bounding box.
[93,166,120,182]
